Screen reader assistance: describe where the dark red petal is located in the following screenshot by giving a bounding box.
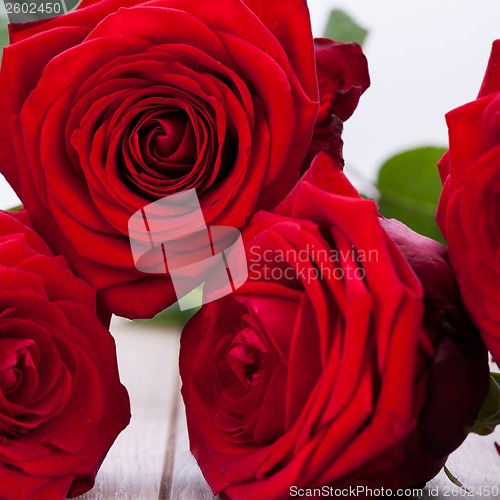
[314,38,370,122]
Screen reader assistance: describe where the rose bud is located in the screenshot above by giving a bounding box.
[302,38,370,173]
[379,218,489,466]
[179,153,489,498]
[437,40,500,364]
[0,210,130,499]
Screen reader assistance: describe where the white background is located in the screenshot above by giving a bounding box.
[0,0,499,208]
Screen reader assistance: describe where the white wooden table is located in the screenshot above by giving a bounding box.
[78,319,500,500]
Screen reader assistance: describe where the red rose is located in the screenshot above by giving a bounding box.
[0,0,318,319]
[0,210,130,499]
[180,154,488,498]
[437,40,500,363]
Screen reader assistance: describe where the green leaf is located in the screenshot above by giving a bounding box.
[7,205,23,212]
[324,9,368,46]
[0,13,9,62]
[471,372,500,436]
[444,466,470,492]
[133,302,199,330]
[376,146,446,244]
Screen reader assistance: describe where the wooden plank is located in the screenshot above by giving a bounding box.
[78,320,181,500]
[168,398,215,500]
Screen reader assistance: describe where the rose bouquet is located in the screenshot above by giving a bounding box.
[0,0,498,499]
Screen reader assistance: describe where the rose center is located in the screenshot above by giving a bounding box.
[137,110,197,175]
[0,353,28,396]
[0,339,37,400]
[0,366,20,394]
[227,329,266,386]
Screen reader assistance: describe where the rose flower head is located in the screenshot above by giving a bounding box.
[0,0,318,319]
[437,40,500,364]
[0,210,130,499]
[180,153,489,499]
